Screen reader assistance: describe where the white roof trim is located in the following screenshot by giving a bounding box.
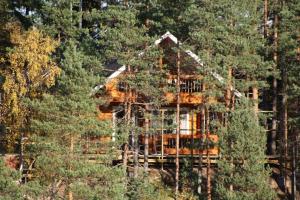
[92,65,126,92]
[154,31,178,45]
[94,31,243,98]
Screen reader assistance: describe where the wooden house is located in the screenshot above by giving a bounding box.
[95,32,242,157]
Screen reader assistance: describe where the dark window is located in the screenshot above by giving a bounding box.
[180,79,203,93]
[117,82,126,92]
[168,79,203,93]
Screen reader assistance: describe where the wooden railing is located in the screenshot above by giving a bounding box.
[84,133,218,156]
[139,133,218,155]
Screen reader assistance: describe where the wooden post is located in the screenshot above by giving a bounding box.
[175,45,181,199]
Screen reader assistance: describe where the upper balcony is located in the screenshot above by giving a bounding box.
[102,76,216,104]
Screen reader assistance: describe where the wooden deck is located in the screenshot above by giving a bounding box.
[85,152,282,167]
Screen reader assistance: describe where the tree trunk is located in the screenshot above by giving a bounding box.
[79,0,83,29]
[19,133,24,172]
[206,108,211,200]
[123,143,128,171]
[123,66,132,173]
[197,106,205,195]
[70,1,73,24]
[161,110,164,170]
[271,11,278,155]
[191,110,194,165]
[144,106,149,172]
[252,86,259,115]
[263,0,268,37]
[225,68,232,111]
[291,144,296,200]
[143,6,150,173]
[68,135,74,200]
[175,46,181,199]
[226,67,233,192]
[281,60,288,195]
[133,86,138,178]
[133,115,139,178]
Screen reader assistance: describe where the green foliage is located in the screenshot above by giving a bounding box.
[215,99,276,200]
[187,0,271,93]
[24,40,127,199]
[0,0,298,199]
[276,0,300,131]
[127,175,171,200]
[0,21,60,152]
[0,159,22,200]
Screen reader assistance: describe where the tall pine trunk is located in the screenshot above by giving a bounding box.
[68,135,74,200]
[79,0,82,29]
[175,46,181,199]
[225,67,233,192]
[264,0,268,37]
[144,105,149,172]
[197,106,205,195]
[252,86,259,114]
[206,108,211,200]
[271,10,278,155]
[143,9,150,173]
[281,54,288,194]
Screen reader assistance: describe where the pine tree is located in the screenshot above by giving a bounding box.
[135,0,196,40]
[184,0,277,198]
[0,159,22,199]
[25,40,126,199]
[269,0,300,195]
[98,1,164,174]
[216,99,276,200]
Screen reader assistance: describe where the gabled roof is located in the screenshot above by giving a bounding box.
[94,32,242,98]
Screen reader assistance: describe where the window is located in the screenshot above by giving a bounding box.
[117,82,126,92]
[180,111,190,134]
[168,79,203,93]
[181,79,203,93]
[153,109,191,134]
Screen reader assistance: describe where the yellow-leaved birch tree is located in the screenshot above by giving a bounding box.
[0,22,60,151]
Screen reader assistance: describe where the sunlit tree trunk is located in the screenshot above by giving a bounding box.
[144,105,149,172]
[206,108,211,200]
[175,46,181,199]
